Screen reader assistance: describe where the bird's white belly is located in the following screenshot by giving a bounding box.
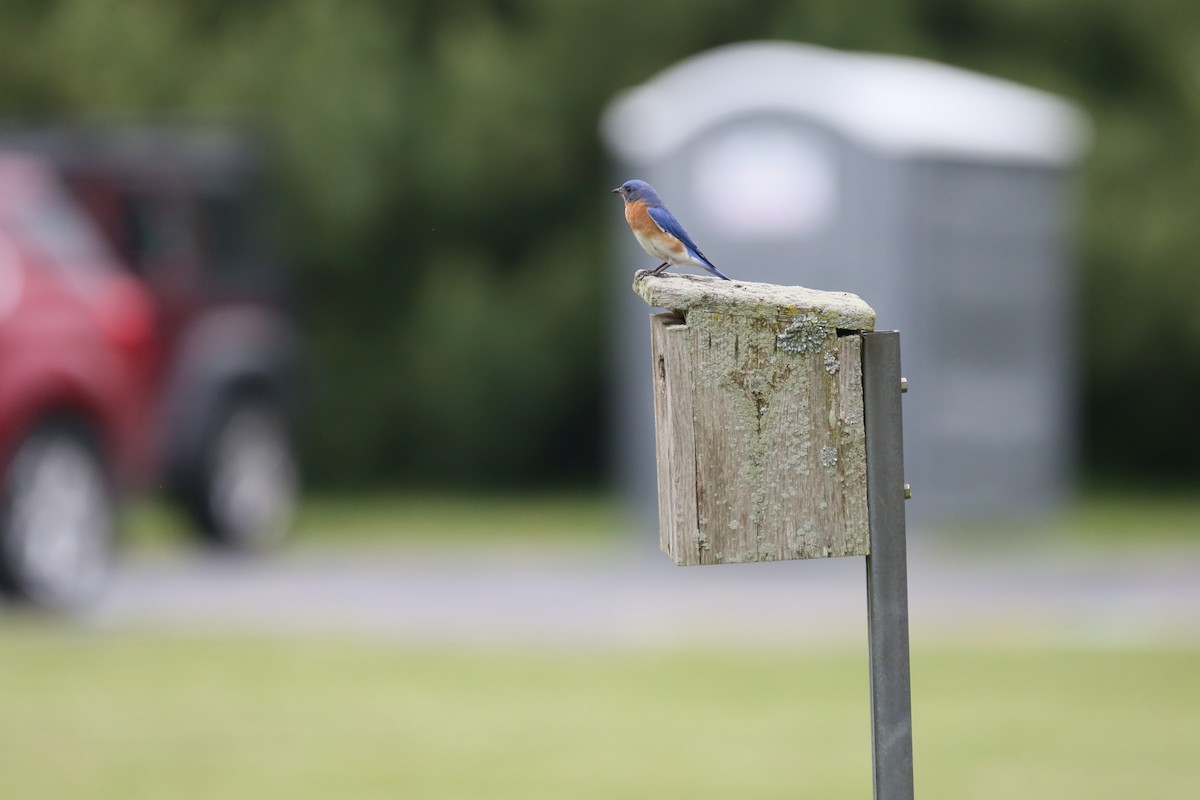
[633,228,682,264]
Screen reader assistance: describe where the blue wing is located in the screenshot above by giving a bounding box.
[647,206,702,258]
[647,205,730,280]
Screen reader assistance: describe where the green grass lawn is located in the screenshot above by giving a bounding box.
[937,483,1200,547]
[122,490,623,553]
[75,488,1200,797]
[0,630,1195,799]
[123,482,1200,556]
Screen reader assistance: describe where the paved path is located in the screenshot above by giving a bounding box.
[86,538,1200,649]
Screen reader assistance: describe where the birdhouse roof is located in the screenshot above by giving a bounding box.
[633,272,876,332]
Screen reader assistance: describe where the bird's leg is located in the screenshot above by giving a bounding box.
[650,262,670,275]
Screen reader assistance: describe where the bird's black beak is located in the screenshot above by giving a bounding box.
[611,187,621,194]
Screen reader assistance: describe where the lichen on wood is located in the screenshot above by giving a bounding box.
[638,271,875,566]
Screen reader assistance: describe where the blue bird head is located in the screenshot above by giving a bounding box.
[611,179,661,205]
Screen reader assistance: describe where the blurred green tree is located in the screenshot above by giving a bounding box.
[0,0,1197,486]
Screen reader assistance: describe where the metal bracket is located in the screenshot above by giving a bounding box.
[862,331,915,800]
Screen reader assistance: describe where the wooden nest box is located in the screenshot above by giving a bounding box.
[634,272,877,566]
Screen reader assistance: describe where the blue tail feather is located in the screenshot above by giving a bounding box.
[704,262,731,280]
[697,254,731,281]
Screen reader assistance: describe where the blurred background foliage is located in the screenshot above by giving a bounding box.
[1,0,1197,488]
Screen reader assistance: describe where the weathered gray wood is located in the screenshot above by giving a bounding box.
[651,312,697,562]
[638,272,875,566]
[635,272,876,331]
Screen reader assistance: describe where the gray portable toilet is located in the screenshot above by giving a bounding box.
[602,41,1090,525]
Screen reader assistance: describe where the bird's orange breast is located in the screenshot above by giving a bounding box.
[624,200,657,236]
[625,200,683,257]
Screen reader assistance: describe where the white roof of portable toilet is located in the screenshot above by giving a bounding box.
[603,41,1091,167]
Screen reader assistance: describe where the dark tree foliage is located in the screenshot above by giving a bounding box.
[1,0,1197,486]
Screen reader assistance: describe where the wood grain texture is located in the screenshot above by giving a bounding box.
[651,313,697,562]
[642,273,873,566]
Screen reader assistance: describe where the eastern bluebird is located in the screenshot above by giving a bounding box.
[612,179,731,280]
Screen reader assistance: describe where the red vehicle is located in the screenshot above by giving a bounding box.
[0,128,301,608]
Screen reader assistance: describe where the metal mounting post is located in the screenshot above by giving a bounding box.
[862,331,914,800]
